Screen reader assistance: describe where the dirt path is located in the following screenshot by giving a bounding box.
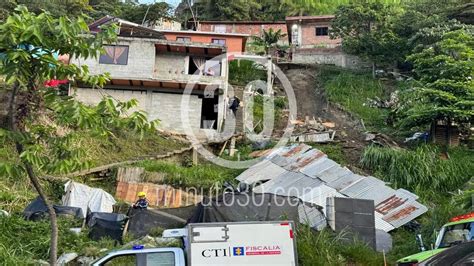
[277,64,367,166]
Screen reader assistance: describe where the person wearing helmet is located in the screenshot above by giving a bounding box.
[133,191,149,209]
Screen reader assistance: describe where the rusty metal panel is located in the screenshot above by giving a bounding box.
[382,201,428,228]
[115,181,201,208]
[236,144,428,232]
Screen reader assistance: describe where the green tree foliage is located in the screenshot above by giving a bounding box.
[252,28,287,55]
[204,0,262,21]
[121,2,172,25]
[0,0,92,20]
[331,2,403,72]
[0,6,156,264]
[398,29,474,129]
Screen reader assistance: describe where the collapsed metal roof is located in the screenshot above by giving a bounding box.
[237,144,428,232]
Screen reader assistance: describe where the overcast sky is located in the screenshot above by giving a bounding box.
[138,0,181,7]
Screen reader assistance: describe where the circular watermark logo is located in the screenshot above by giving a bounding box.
[181,52,297,169]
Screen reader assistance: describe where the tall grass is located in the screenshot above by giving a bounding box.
[252,95,287,133]
[320,67,391,130]
[136,160,242,192]
[361,145,474,195]
[297,226,385,265]
[0,215,116,263]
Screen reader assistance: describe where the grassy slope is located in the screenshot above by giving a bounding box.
[0,131,187,213]
[320,66,395,132]
[318,66,474,261]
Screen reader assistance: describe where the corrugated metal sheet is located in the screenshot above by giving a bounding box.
[236,160,286,184]
[382,201,428,228]
[298,204,327,230]
[300,157,339,178]
[375,212,396,232]
[300,185,346,215]
[235,144,428,232]
[255,172,322,197]
[339,176,386,198]
[116,181,202,208]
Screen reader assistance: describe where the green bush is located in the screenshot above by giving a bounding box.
[229,60,266,86]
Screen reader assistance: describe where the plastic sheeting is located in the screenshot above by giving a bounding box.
[62,181,116,218]
[188,193,326,230]
[23,196,83,221]
[127,207,190,238]
[87,212,128,243]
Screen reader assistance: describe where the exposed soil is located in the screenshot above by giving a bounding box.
[276,64,368,167]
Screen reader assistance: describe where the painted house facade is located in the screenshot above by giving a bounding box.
[193,20,287,37]
[72,17,230,135]
[160,30,249,53]
[286,15,340,48]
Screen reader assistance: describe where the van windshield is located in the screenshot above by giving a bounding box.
[439,222,474,248]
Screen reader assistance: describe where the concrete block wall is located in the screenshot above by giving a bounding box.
[148,92,202,131]
[154,54,188,78]
[292,49,369,70]
[72,88,203,132]
[72,38,156,79]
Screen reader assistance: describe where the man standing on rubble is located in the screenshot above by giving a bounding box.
[133,191,149,209]
[229,96,240,117]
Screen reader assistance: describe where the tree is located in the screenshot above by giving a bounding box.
[0,6,156,264]
[398,29,474,145]
[252,28,287,55]
[330,1,403,77]
[204,0,261,21]
[121,2,172,25]
[0,0,92,19]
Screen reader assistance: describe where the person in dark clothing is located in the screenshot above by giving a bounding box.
[229,96,240,116]
[133,191,149,209]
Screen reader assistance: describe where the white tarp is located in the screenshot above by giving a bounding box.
[62,181,116,218]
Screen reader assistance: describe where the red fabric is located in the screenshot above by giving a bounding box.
[44,79,68,87]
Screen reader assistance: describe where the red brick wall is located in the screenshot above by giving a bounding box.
[199,23,287,37]
[301,22,341,48]
[162,32,246,53]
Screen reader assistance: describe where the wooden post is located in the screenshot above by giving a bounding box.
[266,56,273,95]
[192,147,198,165]
[229,137,236,157]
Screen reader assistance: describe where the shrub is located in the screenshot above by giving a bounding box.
[229,60,266,86]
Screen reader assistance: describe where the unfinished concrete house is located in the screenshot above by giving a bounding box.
[71,16,229,134]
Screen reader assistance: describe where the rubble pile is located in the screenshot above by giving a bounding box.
[290,117,336,143]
